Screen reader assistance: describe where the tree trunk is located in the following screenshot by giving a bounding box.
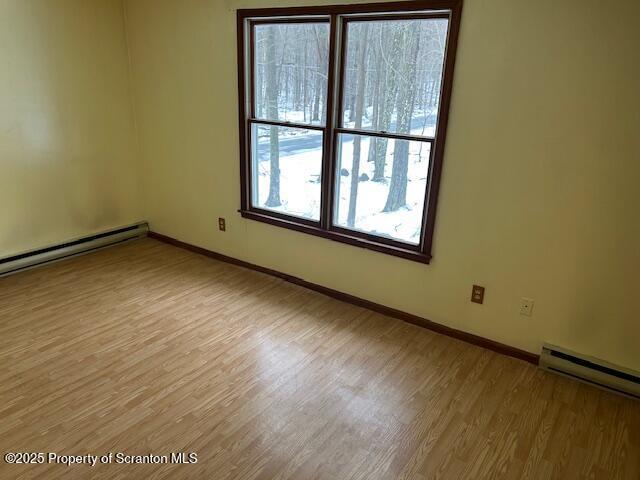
[302,43,308,122]
[383,26,420,212]
[293,47,301,111]
[264,26,281,207]
[367,39,382,166]
[372,26,402,182]
[348,93,356,123]
[311,25,327,123]
[256,41,264,118]
[346,24,370,227]
[311,73,321,122]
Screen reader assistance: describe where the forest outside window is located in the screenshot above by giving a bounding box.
[238,1,462,263]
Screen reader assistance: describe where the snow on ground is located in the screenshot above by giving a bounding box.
[261,108,323,127]
[252,110,436,245]
[342,105,438,137]
[333,136,429,244]
[253,127,323,221]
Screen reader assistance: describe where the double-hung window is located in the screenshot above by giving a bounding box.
[237,1,462,262]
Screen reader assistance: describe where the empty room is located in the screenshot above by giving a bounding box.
[1,0,639,478]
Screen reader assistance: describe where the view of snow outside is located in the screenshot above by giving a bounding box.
[334,132,431,244]
[251,19,447,245]
[252,112,436,244]
[251,124,323,222]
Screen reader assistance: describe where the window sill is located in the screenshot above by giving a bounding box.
[239,209,431,264]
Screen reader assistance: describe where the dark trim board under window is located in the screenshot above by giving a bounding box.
[237,1,462,263]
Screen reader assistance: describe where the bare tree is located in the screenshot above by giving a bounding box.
[311,25,328,123]
[264,26,281,207]
[370,24,402,182]
[384,23,420,212]
[346,24,370,227]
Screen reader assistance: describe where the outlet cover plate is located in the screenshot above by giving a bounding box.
[471,285,485,304]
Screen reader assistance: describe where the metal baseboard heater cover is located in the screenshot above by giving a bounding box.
[0,222,148,277]
[540,343,640,400]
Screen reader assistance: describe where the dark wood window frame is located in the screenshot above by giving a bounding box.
[237,0,463,263]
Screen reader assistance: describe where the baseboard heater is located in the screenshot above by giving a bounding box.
[540,343,640,400]
[0,222,148,277]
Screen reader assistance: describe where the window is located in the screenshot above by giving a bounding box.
[238,1,462,263]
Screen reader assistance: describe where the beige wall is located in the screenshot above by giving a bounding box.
[0,0,142,257]
[101,0,640,370]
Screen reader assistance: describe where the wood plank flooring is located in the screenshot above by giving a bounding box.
[0,238,638,479]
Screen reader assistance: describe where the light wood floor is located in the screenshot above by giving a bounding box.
[0,239,638,480]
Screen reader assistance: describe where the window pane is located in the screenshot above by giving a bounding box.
[254,23,330,125]
[341,19,448,137]
[251,123,323,221]
[333,133,431,244]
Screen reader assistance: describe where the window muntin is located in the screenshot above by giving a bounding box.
[238,3,461,263]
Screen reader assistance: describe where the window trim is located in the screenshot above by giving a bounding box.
[237,1,463,264]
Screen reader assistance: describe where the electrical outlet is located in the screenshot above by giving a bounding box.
[471,285,485,304]
[218,217,226,231]
[520,298,534,316]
